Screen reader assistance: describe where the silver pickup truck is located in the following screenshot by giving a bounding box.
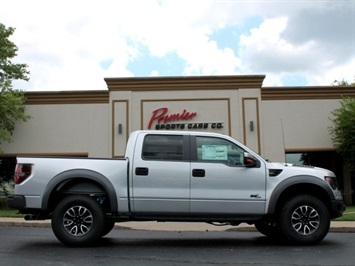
[8,130,344,246]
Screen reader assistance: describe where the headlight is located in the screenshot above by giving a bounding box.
[324,176,338,190]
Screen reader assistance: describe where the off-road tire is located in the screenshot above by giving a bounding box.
[279,195,330,245]
[52,195,105,247]
[101,220,115,237]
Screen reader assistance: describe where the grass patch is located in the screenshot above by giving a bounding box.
[335,206,355,221]
[0,198,24,218]
[0,209,24,218]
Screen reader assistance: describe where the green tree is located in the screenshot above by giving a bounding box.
[332,79,355,86]
[0,23,30,149]
[329,97,355,170]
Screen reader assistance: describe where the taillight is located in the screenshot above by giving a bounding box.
[324,176,338,190]
[14,164,32,184]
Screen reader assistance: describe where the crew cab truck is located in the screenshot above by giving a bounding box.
[8,130,344,246]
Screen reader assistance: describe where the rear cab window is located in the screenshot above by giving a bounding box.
[142,135,185,161]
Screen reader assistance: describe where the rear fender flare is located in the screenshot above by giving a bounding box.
[42,169,118,212]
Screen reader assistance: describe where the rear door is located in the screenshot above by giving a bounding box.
[131,133,190,214]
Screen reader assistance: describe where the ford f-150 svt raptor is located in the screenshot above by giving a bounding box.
[8,130,345,246]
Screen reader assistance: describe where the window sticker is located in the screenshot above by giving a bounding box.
[202,145,228,160]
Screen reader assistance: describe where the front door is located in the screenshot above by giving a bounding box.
[190,136,266,215]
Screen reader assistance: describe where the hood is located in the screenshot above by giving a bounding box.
[266,162,335,178]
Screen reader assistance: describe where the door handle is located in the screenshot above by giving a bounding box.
[135,167,149,176]
[192,169,205,177]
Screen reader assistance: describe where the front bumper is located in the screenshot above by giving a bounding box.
[331,200,346,218]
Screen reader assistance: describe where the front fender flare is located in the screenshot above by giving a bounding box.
[267,175,334,214]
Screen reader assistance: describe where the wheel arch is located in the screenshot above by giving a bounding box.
[42,169,118,213]
[268,175,334,216]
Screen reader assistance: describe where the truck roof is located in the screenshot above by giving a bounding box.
[131,130,229,138]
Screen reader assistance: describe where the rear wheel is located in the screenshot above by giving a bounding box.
[279,195,330,245]
[52,195,105,247]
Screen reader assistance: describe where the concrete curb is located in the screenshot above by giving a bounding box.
[1,218,354,233]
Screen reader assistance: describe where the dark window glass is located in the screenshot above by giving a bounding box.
[142,135,183,161]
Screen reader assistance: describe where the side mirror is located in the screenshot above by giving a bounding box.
[244,152,258,168]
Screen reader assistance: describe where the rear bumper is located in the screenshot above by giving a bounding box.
[7,195,26,210]
[331,200,346,218]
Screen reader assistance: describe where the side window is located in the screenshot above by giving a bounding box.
[195,136,245,166]
[142,135,183,161]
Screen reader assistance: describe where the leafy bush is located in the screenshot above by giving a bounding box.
[329,97,355,170]
[0,179,14,198]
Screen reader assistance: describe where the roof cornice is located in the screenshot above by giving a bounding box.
[24,91,109,104]
[261,86,355,100]
[105,75,266,91]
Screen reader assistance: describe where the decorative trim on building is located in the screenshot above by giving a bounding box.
[105,75,266,91]
[112,100,129,158]
[285,148,336,153]
[0,153,89,157]
[261,86,355,100]
[140,98,232,136]
[242,97,261,154]
[25,91,109,104]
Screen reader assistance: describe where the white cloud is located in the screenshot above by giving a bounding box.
[238,17,318,85]
[311,58,355,86]
[237,3,354,86]
[1,0,354,91]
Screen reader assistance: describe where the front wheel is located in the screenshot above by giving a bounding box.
[52,195,105,247]
[279,195,330,245]
[102,220,115,237]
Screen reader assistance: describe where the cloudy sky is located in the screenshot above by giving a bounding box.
[1,0,354,91]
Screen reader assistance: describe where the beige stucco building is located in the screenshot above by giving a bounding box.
[1,75,354,203]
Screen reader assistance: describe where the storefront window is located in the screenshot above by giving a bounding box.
[286,151,343,190]
[0,157,16,182]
